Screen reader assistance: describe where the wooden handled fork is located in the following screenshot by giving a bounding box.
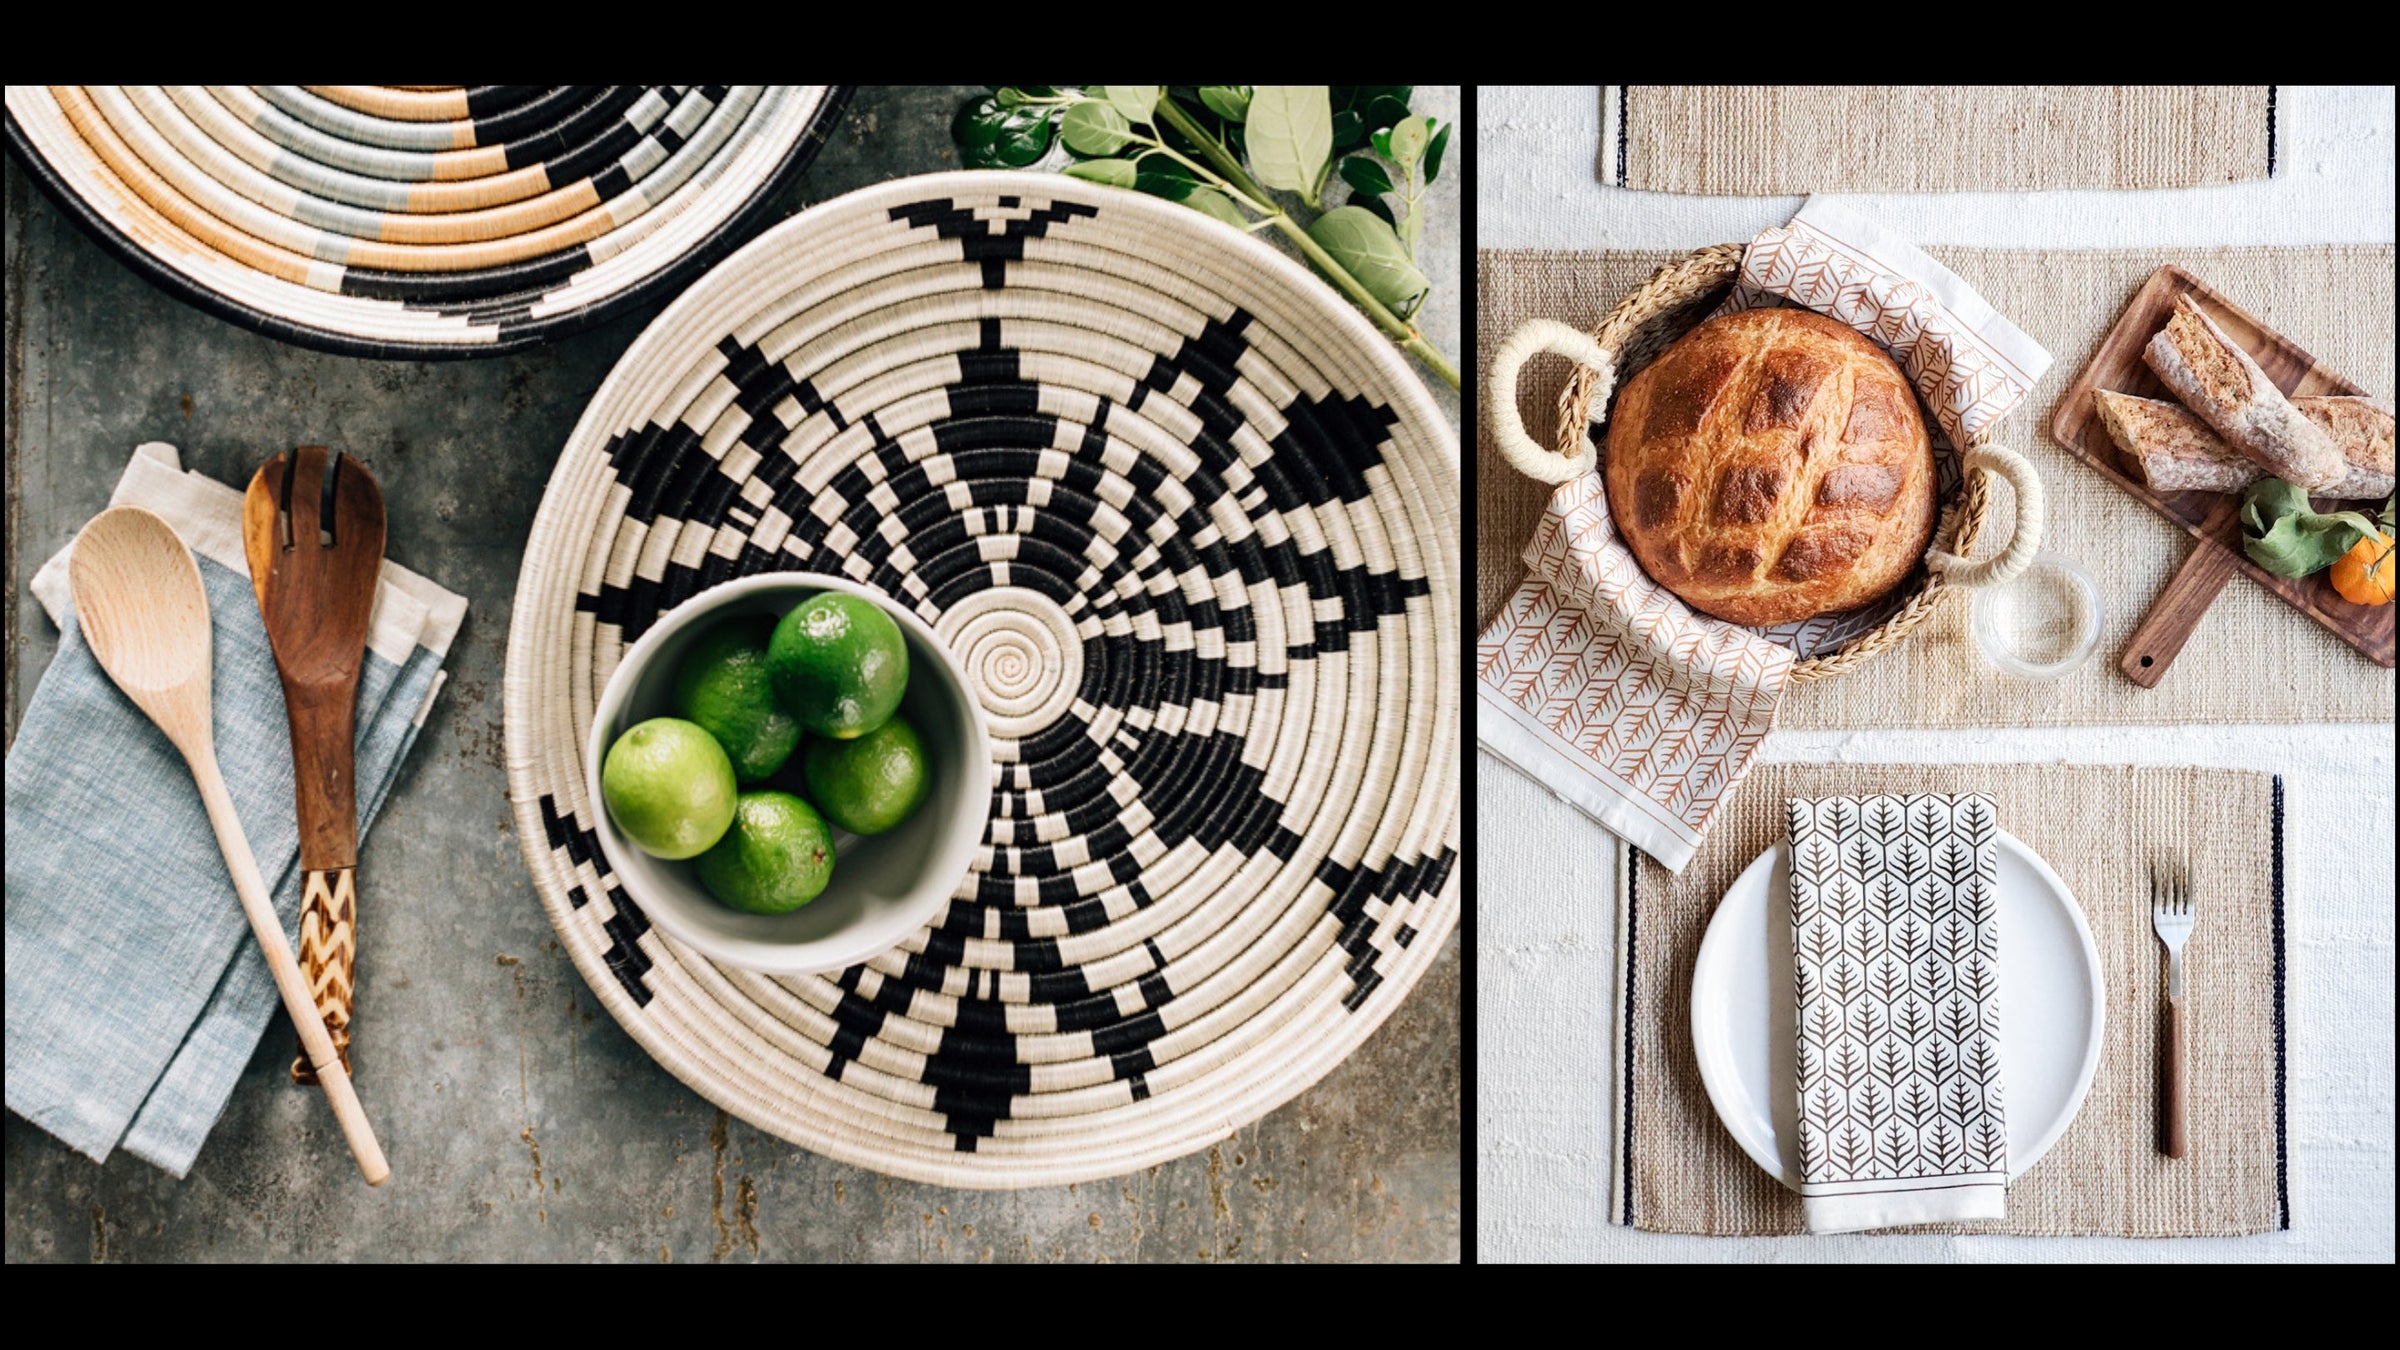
[244,448,386,1084]
[2151,857,2195,1158]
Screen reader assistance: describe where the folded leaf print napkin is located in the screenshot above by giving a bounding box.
[4,443,464,1177]
[1786,792,2006,1232]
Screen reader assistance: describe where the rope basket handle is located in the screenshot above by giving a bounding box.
[1487,319,1613,484]
[1929,441,2044,590]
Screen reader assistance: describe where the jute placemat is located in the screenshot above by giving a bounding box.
[1613,763,2287,1236]
[1605,86,2274,195]
[1477,245,2398,728]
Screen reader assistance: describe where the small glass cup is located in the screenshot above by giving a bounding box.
[1971,551,2103,679]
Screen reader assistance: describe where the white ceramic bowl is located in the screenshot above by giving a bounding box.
[584,573,990,974]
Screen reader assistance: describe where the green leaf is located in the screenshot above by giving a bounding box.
[1389,115,1430,169]
[1425,121,1452,182]
[1339,155,1393,199]
[1182,187,1252,230]
[2241,477,2383,577]
[1371,128,1393,159]
[1330,86,1411,150]
[1132,151,1199,201]
[1104,84,1160,124]
[1249,86,1334,206]
[1060,101,1135,157]
[1199,85,1250,122]
[951,95,1056,169]
[1064,158,1137,189]
[1352,191,1397,228]
[1306,204,1430,313]
[2384,494,2396,531]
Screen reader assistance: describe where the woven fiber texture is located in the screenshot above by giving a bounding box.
[1621,762,2285,1237]
[504,172,1460,1189]
[1534,241,1993,679]
[2,85,846,358]
[1477,244,2397,727]
[1610,86,2273,196]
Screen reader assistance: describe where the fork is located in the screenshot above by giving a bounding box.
[2152,858,2195,1158]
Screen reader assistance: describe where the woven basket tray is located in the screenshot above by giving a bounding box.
[1505,244,2037,682]
[503,171,1460,1187]
[4,85,847,358]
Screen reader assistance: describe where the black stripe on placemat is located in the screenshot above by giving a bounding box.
[2266,87,2279,178]
[1617,86,1630,187]
[1622,843,1639,1226]
[2271,773,2289,1229]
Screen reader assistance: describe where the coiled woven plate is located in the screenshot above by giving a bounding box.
[3,84,847,358]
[503,171,1459,1187]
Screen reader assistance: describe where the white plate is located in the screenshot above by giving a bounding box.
[1689,829,2105,1187]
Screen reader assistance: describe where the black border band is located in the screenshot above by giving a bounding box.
[1623,844,1639,1227]
[2271,772,2290,1230]
[2266,86,2279,178]
[1616,86,1630,187]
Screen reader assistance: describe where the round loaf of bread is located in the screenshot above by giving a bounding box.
[1605,307,1936,627]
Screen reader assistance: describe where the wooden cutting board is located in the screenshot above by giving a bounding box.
[2051,265,2394,678]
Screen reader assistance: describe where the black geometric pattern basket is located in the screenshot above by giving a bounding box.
[502,171,1460,1186]
[3,85,847,359]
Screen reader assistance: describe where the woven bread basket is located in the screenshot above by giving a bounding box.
[1488,243,2042,681]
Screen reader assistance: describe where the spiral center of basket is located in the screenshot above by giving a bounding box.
[935,588,1082,737]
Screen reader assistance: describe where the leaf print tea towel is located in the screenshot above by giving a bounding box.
[1476,475,1794,871]
[1786,792,2006,1232]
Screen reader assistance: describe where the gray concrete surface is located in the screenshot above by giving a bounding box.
[3,86,1459,1263]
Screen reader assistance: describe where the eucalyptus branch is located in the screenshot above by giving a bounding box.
[954,85,1458,390]
[1126,131,1278,219]
[1153,99,1276,211]
[1154,97,1455,387]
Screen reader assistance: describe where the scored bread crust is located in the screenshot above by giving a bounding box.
[1604,307,1937,627]
[2095,389,2253,493]
[2298,395,2396,494]
[2142,294,2345,490]
[2096,388,2396,499]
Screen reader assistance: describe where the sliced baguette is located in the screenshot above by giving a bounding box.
[2299,395,2396,492]
[2095,388,2395,499]
[2142,294,2346,491]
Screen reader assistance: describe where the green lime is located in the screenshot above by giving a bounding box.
[696,790,836,914]
[672,616,803,781]
[601,718,738,860]
[803,716,931,835]
[768,592,909,740]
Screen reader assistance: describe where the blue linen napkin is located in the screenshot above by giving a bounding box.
[4,443,464,1177]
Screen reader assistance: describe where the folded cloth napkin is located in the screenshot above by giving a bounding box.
[4,443,464,1177]
[1477,197,2052,871]
[1786,792,2007,1233]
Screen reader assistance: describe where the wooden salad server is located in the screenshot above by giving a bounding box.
[69,506,389,1185]
[243,447,387,1085]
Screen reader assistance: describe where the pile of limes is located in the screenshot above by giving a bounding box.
[601,592,933,914]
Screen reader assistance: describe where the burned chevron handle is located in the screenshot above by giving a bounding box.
[290,867,357,1084]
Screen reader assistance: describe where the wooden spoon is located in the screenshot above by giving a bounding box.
[68,505,390,1186]
[244,448,385,1085]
